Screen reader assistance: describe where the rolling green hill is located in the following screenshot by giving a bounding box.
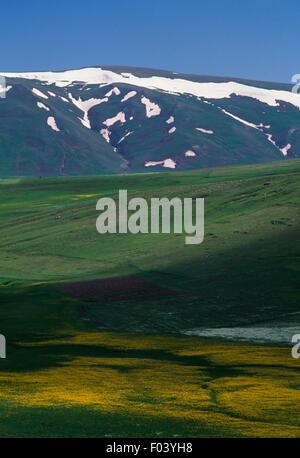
[0,159,299,437]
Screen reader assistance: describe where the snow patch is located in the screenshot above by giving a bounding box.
[196,127,214,135]
[100,128,111,143]
[185,150,196,157]
[69,93,110,129]
[141,96,161,118]
[47,116,60,132]
[69,93,108,112]
[145,158,176,169]
[266,133,277,148]
[103,112,126,127]
[220,108,261,129]
[281,143,292,156]
[166,116,175,124]
[105,87,121,97]
[78,114,91,129]
[121,91,137,102]
[32,88,49,99]
[220,109,272,133]
[37,101,50,111]
[220,108,290,155]
[118,131,133,144]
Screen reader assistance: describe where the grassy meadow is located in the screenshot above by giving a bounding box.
[0,159,299,437]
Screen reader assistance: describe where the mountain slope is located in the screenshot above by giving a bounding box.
[1,66,300,176]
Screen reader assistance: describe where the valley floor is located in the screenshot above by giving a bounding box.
[0,159,299,437]
[0,331,300,438]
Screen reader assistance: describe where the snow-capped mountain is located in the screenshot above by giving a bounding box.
[1,66,300,176]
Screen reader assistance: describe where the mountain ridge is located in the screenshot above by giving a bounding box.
[0,66,299,177]
[2,65,293,89]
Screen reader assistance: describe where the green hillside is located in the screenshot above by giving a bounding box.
[0,159,299,437]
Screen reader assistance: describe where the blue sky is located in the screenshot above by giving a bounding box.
[1,0,299,82]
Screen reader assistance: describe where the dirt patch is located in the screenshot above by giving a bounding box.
[58,275,178,303]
